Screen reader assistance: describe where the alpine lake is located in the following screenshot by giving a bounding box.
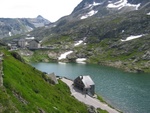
[30,62,150,113]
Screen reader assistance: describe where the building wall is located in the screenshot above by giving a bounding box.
[74,77,84,90]
[18,39,26,48]
[29,41,40,49]
[89,85,95,96]
[74,76,95,96]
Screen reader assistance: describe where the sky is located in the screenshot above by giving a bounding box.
[0,0,82,22]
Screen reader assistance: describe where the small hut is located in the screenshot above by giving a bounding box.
[74,75,95,96]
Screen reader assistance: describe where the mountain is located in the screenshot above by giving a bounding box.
[72,0,150,19]
[0,15,51,39]
[3,0,150,72]
[27,15,51,28]
[31,0,150,41]
[54,0,150,23]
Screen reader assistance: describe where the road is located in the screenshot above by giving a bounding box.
[61,78,119,113]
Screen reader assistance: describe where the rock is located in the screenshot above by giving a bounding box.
[76,52,86,58]
[134,67,144,73]
[132,57,140,63]
[67,52,77,60]
[48,52,58,60]
[110,43,118,48]
[87,106,97,113]
[38,108,45,113]
[142,51,150,60]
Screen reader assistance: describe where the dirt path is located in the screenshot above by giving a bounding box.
[61,78,119,113]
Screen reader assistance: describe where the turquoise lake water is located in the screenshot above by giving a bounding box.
[30,62,150,113]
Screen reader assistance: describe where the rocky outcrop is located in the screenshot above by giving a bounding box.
[48,52,59,61]
[142,51,150,60]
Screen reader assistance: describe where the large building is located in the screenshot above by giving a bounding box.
[28,40,40,50]
[74,75,95,96]
[18,39,27,48]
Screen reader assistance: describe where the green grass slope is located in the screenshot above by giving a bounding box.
[0,50,87,113]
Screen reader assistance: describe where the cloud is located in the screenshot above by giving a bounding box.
[0,0,82,22]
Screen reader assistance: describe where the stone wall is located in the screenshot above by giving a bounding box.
[0,54,4,87]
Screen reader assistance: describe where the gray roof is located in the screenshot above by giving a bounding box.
[80,75,94,88]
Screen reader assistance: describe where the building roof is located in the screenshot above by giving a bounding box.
[28,39,39,43]
[18,38,26,42]
[80,75,94,88]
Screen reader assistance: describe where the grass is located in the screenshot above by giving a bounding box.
[86,38,150,73]
[97,108,109,113]
[30,50,51,62]
[0,49,88,113]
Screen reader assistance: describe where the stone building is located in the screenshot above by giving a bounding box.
[74,75,95,96]
[28,40,40,50]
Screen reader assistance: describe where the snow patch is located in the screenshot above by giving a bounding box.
[107,0,141,10]
[84,2,102,9]
[84,4,93,9]
[53,25,57,27]
[76,58,87,64]
[58,51,73,60]
[121,34,144,41]
[27,34,31,37]
[27,26,33,31]
[7,43,11,46]
[26,37,35,40]
[74,40,83,46]
[9,32,12,36]
[147,12,150,15]
[81,10,98,19]
[122,30,125,33]
[127,3,140,10]
[93,2,102,6]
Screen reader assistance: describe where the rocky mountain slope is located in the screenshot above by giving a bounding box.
[3,0,150,73]
[29,0,150,39]
[0,15,51,39]
[54,0,150,25]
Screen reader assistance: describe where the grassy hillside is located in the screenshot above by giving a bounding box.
[0,49,88,113]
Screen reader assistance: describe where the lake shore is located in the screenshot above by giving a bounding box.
[61,77,120,113]
[31,62,150,113]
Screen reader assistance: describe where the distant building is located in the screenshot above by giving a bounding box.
[74,75,95,96]
[28,40,40,49]
[18,39,27,48]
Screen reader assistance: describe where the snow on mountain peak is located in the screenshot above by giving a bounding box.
[121,34,145,41]
[81,10,98,19]
[107,0,141,10]
[147,12,150,15]
[93,2,102,6]
[84,1,102,9]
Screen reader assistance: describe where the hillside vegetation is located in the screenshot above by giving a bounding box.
[0,49,88,113]
[24,9,150,73]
